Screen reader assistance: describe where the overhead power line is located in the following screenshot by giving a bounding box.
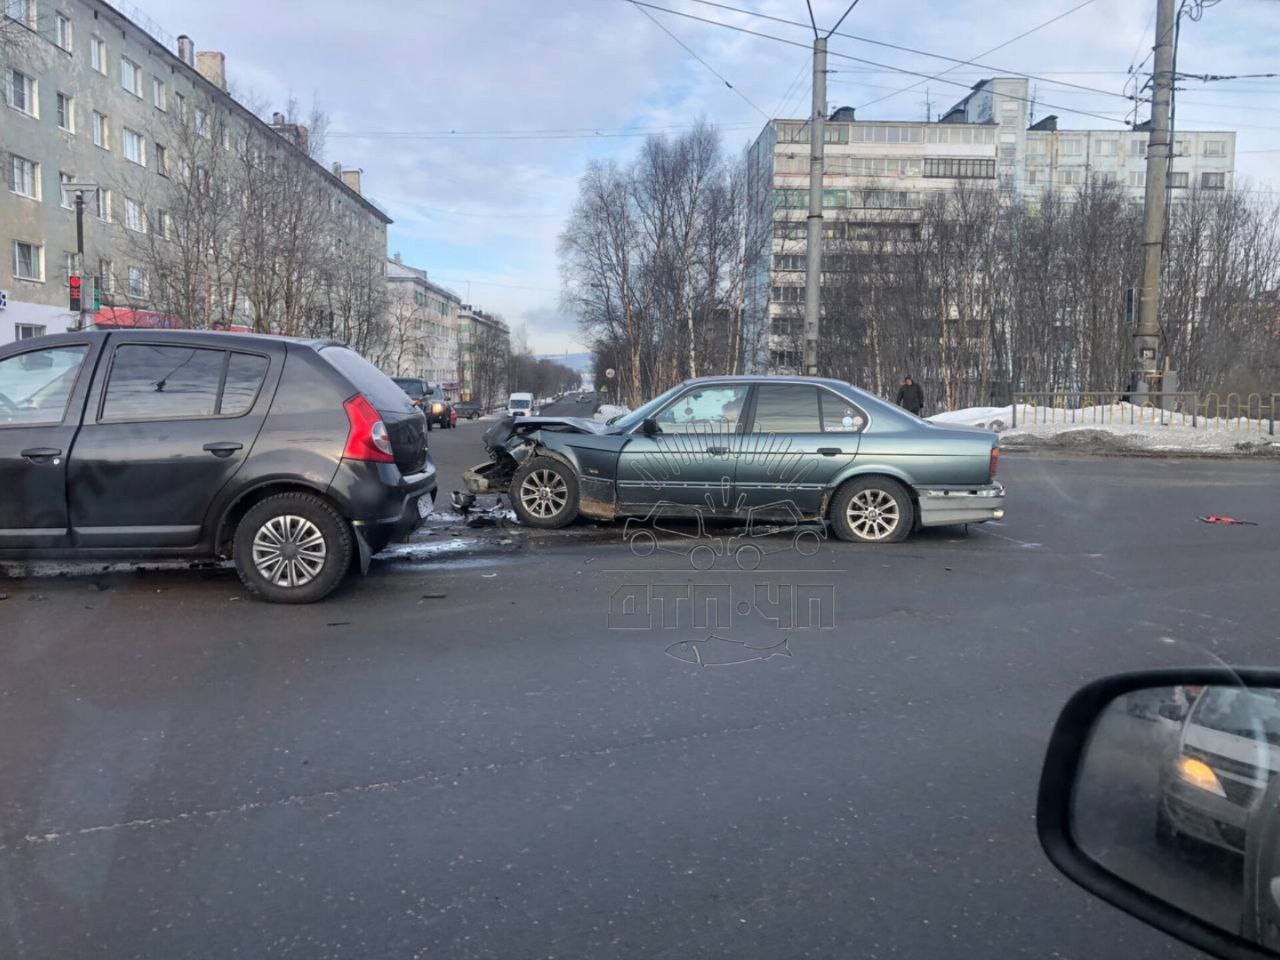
[329,122,761,141]
[687,0,1125,103]
[628,0,771,119]
[624,1,1129,126]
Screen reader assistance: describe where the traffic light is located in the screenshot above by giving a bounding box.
[69,274,82,311]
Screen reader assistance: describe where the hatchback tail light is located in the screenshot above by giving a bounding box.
[989,445,1000,479]
[343,394,395,463]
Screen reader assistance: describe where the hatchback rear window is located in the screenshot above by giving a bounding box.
[320,347,413,412]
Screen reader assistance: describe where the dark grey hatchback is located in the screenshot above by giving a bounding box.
[0,330,436,603]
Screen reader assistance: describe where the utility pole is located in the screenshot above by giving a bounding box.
[65,183,98,331]
[802,35,826,376]
[1134,0,1176,397]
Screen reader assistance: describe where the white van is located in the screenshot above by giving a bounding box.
[507,392,534,417]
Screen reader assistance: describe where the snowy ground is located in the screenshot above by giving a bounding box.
[928,403,1280,456]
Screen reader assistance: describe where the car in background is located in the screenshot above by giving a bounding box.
[0,330,435,603]
[454,400,483,420]
[508,392,534,417]
[391,376,429,406]
[465,375,1003,540]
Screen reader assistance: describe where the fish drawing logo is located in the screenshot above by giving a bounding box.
[665,634,793,668]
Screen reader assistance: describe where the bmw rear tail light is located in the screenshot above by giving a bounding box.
[989,445,1000,479]
[343,394,395,463]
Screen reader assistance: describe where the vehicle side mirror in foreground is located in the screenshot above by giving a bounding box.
[641,417,659,436]
[1039,669,1280,959]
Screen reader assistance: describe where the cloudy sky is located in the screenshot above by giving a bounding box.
[136,0,1280,352]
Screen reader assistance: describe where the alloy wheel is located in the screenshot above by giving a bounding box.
[519,468,568,518]
[846,488,900,541]
[252,515,327,587]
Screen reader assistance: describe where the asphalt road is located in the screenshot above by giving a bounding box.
[537,395,601,418]
[2,448,1279,959]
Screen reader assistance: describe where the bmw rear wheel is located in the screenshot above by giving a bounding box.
[830,477,913,544]
[511,456,580,528]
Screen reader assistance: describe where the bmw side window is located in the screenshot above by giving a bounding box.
[220,352,270,416]
[0,346,89,426]
[101,345,225,421]
[653,386,749,433]
[753,384,822,433]
[819,391,867,433]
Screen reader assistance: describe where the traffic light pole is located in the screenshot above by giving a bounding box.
[74,189,89,331]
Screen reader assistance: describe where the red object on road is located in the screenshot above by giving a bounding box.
[450,407,458,427]
[1198,515,1259,526]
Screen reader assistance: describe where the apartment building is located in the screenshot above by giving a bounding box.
[456,304,509,406]
[1,0,389,342]
[385,255,462,387]
[744,77,1236,372]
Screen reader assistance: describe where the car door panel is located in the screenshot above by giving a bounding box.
[67,338,281,548]
[0,339,101,548]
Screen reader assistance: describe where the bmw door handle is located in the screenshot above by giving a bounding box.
[817,447,844,457]
[203,442,244,458]
[20,447,62,463]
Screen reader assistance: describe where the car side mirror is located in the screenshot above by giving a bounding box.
[1039,669,1280,959]
[641,417,659,436]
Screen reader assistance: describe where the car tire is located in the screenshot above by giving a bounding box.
[510,456,580,528]
[233,493,353,603]
[829,477,913,544]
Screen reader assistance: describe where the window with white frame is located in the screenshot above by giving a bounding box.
[1169,171,1188,188]
[6,68,36,116]
[92,111,109,149]
[1203,140,1226,158]
[157,209,172,238]
[194,108,208,137]
[120,56,142,97]
[62,251,76,280]
[154,142,167,176]
[96,188,112,221]
[56,91,74,131]
[123,127,146,165]
[55,13,73,50]
[1129,171,1145,187]
[4,0,34,29]
[59,172,74,208]
[1201,171,1226,190]
[9,154,39,199]
[1130,138,1147,158]
[152,76,166,110]
[1060,168,1082,186]
[12,240,43,281]
[1174,138,1192,157]
[127,266,146,298]
[1095,139,1117,156]
[220,125,230,151]
[174,91,186,121]
[1027,168,1040,185]
[1060,139,1082,157]
[91,36,106,74]
[98,258,113,292]
[124,197,144,232]
[14,323,46,339]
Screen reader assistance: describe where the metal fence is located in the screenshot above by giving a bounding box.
[1011,391,1280,435]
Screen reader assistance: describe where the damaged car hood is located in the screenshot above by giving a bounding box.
[482,415,612,451]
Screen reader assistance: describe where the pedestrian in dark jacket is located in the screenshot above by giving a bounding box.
[895,375,924,415]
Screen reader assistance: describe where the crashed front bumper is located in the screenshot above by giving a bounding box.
[916,481,1005,527]
[463,459,510,494]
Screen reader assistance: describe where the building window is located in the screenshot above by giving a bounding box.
[96,188,112,221]
[1095,139,1117,156]
[123,127,146,166]
[56,91,74,131]
[98,258,113,293]
[1168,171,1188,188]
[220,125,230,151]
[6,68,36,116]
[151,76,166,110]
[124,197,145,232]
[92,110,109,149]
[1203,140,1226,158]
[4,0,34,29]
[55,13,73,50]
[922,157,996,179]
[12,240,43,281]
[1130,138,1147,158]
[1027,169,1039,186]
[154,143,167,176]
[1060,139,1082,156]
[91,36,106,74]
[14,323,46,339]
[1129,171,1145,188]
[194,108,208,138]
[59,171,75,208]
[9,154,39,199]
[120,57,142,97]
[1060,168,1082,186]
[126,266,146,298]
[157,210,172,238]
[1201,171,1226,190]
[62,251,75,279]
[174,91,186,121]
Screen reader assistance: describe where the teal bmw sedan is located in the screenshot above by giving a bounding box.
[463,375,1004,543]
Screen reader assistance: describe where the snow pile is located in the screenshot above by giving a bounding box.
[929,403,1280,455]
[594,403,631,422]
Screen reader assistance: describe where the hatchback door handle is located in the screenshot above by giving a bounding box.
[706,446,730,455]
[203,442,244,458]
[20,447,62,462]
[817,447,844,457]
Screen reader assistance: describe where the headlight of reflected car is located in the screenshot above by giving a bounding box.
[431,403,444,414]
[1175,755,1226,797]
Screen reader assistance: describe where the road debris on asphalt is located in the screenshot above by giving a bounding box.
[1198,515,1259,526]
